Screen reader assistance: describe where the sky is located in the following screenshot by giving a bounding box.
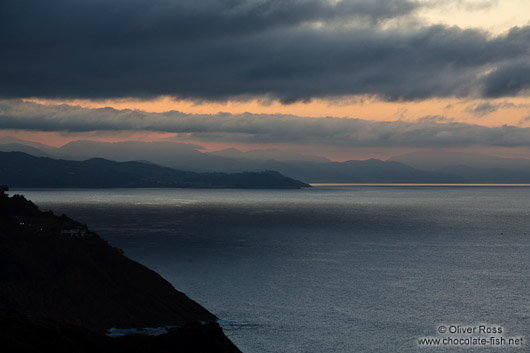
[1,0,530,160]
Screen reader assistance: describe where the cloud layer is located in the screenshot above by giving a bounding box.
[2,99,530,148]
[1,0,529,101]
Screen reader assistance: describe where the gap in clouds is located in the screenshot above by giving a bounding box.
[2,99,530,161]
[25,96,530,128]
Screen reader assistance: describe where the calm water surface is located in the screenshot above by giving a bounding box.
[12,186,530,352]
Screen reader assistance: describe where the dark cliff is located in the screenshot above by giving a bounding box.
[0,191,241,353]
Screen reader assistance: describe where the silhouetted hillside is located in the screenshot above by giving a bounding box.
[7,138,530,183]
[0,192,241,352]
[253,158,467,183]
[0,151,309,189]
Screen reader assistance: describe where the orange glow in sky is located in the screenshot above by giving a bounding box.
[3,0,530,162]
[27,95,530,128]
[14,93,530,162]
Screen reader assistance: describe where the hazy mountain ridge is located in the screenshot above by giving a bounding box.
[246,158,467,183]
[389,149,530,170]
[208,148,329,163]
[435,165,530,184]
[0,143,52,158]
[2,138,530,183]
[0,137,57,152]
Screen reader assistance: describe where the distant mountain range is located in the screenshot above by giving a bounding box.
[2,137,530,184]
[389,149,530,170]
[0,152,309,189]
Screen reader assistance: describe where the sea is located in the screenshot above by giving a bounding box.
[11,185,530,353]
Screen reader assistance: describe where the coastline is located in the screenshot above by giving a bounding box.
[0,191,242,352]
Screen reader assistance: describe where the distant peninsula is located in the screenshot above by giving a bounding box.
[0,151,310,189]
[0,189,242,352]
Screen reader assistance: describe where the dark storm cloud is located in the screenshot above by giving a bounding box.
[1,0,530,101]
[481,63,530,98]
[2,0,416,44]
[2,99,530,148]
